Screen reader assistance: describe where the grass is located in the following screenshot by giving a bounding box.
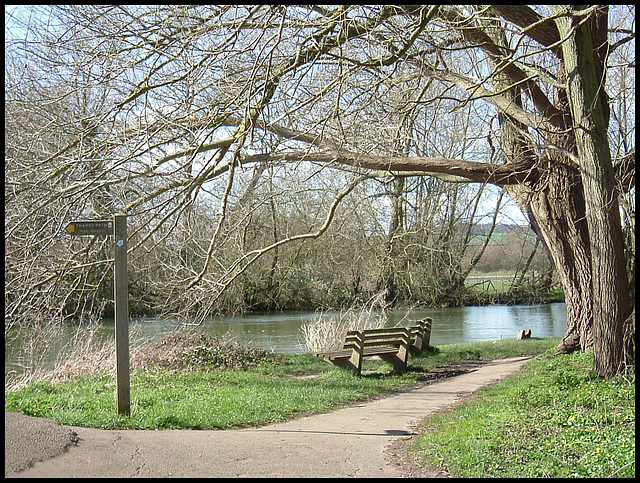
[5,367,411,430]
[409,349,635,478]
[5,337,557,430]
[4,335,634,478]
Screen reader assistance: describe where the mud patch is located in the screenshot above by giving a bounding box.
[385,424,452,478]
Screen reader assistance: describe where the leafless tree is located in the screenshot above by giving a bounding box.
[5,5,634,377]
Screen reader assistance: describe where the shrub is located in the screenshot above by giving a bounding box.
[130,328,283,372]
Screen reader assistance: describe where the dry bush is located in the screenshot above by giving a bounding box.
[6,322,283,391]
[5,313,150,389]
[300,306,387,353]
[45,332,116,384]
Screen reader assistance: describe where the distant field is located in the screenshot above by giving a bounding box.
[466,272,516,284]
[464,271,564,303]
[466,272,517,291]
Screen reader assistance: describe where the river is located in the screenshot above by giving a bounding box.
[5,303,567,375]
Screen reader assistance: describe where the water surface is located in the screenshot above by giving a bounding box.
[5,303,567,375]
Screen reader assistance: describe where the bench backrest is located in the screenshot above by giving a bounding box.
[410,317,432,350]
[409,317,431,335]
[343,318,432,352]
[343,326,411,351]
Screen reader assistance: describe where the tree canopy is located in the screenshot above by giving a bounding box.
[5,5,635,377]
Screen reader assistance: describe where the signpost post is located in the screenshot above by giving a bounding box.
[113,214,130,415]
[65,214,130,415]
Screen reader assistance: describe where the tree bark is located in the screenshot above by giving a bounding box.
[553,5,632,377]
[478,15,593,355]
[517,165,594,354]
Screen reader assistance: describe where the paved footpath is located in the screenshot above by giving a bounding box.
[6,356,532,478]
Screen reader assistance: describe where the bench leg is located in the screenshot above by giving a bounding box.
[412,318,432,354]
[411,338,424,354]
[398,343,409,373]
[353,332,366,376]
[378,344,409,374]
[422,318,432,347]
[349,348,364,376]
[378,354,406,373]
[326,357,359,373]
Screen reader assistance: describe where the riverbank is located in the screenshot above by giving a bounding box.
[5,338,634,477]
[5,303,569,381]
[114,285,567,319]
[5,338,557,429]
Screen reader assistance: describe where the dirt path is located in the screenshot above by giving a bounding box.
[6,356,532,478]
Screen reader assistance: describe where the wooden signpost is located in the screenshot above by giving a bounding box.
[65,214,130,415]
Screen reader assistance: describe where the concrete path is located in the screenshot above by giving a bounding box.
[6,356,532,478]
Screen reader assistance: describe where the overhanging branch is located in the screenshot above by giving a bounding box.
[241,149,538,186]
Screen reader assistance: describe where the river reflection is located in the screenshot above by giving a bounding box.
[5,303,567,375]
[395,304,568,347]
[104,303,567,354]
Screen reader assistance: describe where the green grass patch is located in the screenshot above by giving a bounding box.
[410,349,635,478]
[464,271,565,304]
[5,338,558,430]
[410,338,558,367]
[4,363,407,430]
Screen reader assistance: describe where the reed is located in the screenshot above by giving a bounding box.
[299,306,387,353]
[5,312,147,390]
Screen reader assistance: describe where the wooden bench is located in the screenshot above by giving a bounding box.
[315,317,432,376]
[409,317,432,353]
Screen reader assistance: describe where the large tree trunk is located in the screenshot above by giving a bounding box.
[553,5,633,378]
[483,14,595,357]
[509,165,593,354]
